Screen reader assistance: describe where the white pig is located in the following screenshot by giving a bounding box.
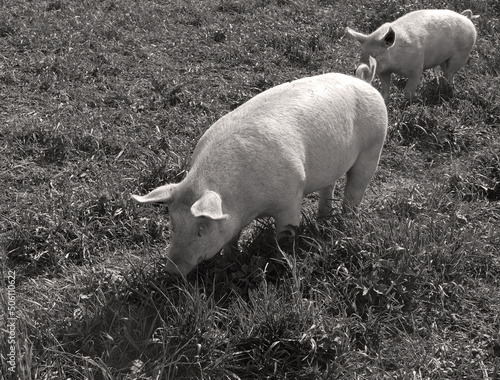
[346,9,478,102]
[132,73,388,276]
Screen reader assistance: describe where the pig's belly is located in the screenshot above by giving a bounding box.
[302,149,359,195]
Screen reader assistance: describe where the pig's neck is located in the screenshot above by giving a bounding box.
[183,166,260,231]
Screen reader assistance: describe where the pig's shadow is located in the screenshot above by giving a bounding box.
[139,211,361,306]
[187,216,321,302]
[420,77,453,105]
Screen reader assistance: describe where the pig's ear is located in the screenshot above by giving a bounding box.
[131,184,176,205]
[191,190,229,220]
[382,27,395,47]
[345,27,368,43]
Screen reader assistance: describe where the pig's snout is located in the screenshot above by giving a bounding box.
[163,252,196,277]
[163,243,210,277]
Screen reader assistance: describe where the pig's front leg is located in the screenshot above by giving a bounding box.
[275,197,303,243]
[318,184,335,217]
[223,230,241,256]
[404,70,423,102]
[379,72,392,103]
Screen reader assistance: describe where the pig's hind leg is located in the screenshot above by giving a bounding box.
[440,51,469,87]
[342,147,382,213]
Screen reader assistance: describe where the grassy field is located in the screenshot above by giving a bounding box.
[1,0,499,378]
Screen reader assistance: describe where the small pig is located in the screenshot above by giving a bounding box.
[355,56,377,84]
[132,73,387,276]
[346,9,478,102]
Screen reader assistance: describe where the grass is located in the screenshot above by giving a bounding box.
[1,0,499,378]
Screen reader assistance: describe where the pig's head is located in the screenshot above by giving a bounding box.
[132,184,235,277]
[346,26,396,68]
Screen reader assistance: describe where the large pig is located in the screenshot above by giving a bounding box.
[132,73,387,276]
[346,9,478,102]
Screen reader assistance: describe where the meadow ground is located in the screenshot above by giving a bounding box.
[1,0,499,378]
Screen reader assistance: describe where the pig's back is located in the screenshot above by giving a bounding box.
[191,73,386,194]
[194,73,383,160]
[199,73,384,146]
[393,9,474,30]
[392,10,476,58]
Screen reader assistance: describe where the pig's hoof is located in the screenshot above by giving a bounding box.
[438,80,453,99]
[403,96,421,106]
[318,209,333,219]
[276,225,298,254]
[277,231,293,246]
[276,225,298,243]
